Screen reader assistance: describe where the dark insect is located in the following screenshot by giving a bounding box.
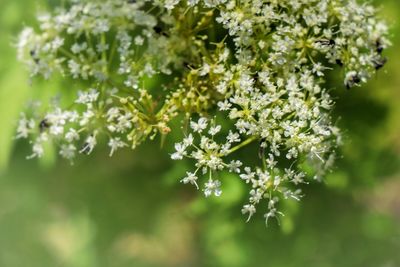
[38,119,50,132]
[79,134,95,155]
[127,0,136,3]
[335,59,343,67]
[30,49,40,64]
[253,74,259,84]
[372,57,387,70]
[345,74,361,90]
[153,26,162,34]
[79,142,91,155]
[183,61,194,69]
[375,38,384,54]
[153,26,169,37]
[316,39,335,47]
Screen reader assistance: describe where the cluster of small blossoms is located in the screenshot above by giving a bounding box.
[16,0,390,224]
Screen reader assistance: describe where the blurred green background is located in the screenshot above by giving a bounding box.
[0,1,400,266]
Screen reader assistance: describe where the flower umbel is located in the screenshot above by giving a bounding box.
[16,0,390,225]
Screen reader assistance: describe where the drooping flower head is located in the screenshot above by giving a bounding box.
[16,0,390,224]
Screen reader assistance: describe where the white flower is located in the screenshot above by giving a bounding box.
[190,117,208,133]
[51,37,64,51]
[242,204,256,222]
[80,134,97,155]
[204,179,222,197]
[171,143,187,160]
[240,167,255,184]
[17,27,34,61]
[164,0,180,10]
[27,140,44,159]
[312,62,325,77]
[181,172,199,189]
[71,42,87,54]
[206,155,224,170]
[208,125,221,136]
[108,137,127,156]
[76,89,99,104]
[228,160,242,173]
[60,144,76,160]
[183,134,194,146]
[16,113,35,139]
[79,110,95,126]
[264,208,283,226]
[217,100,231,111]
[199,63,210,76]
[226,131,240,143]
[134,36,144,46]
[65,128,79,142]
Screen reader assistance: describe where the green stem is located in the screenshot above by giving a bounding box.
[108,34,117,69]
[101,33,108,75]
[261,151,267,170]
[59,48,79,61]
[223,136,258,156]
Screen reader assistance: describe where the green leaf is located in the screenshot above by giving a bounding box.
[0,64,30,172]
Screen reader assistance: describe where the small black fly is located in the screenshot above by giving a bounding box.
[38,119,50,132]
[372,57,387,70]
[80,142,91,155]
[335,59,343,67]
[345,74,361,90]
[375,38,384,54]
[30,49,40,64]
[153,26,169,37]
[316,39,335,47]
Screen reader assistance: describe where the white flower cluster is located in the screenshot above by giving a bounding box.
[16,0,390,224]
